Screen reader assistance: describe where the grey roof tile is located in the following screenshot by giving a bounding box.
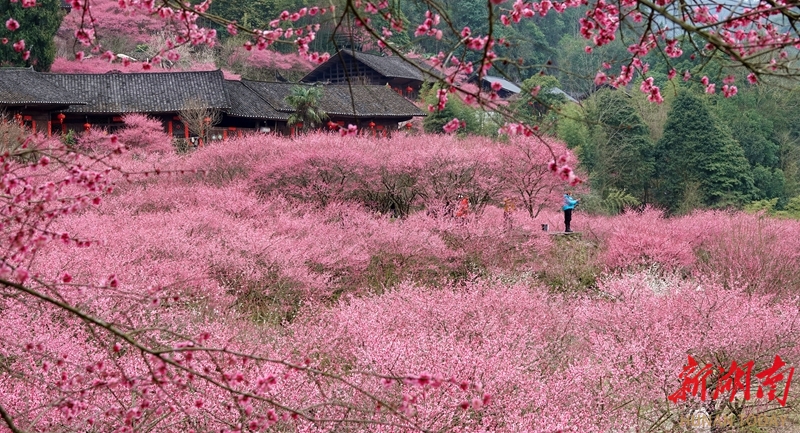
[302,50,442,83]
[0,67,85,106]
[41,70,230,114]
[482,76,521,94]
[241,81,425,118]
[223,80,288,120]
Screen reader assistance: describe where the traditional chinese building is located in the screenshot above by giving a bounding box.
[237,80,423,136]
[41,69,230,138]
[0,67,425,139]
[300,50,440,99]
[470,74,580,103]
[0,67,86,134]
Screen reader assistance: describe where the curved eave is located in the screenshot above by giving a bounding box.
[0,101,86,105]
[323,111,426,117]
[224,114,289,121]
[58,106,232,114]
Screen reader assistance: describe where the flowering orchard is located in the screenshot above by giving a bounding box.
[0,126,799,431]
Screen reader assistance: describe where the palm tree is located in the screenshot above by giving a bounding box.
[285,85,328,131]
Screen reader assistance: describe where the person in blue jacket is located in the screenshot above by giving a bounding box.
[562,191,579,232]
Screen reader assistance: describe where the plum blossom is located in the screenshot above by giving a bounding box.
[443,118,463,133]
[6,18,19,31]
[722,84,738,98]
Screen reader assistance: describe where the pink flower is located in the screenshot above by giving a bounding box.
[6,18,19,31]
[443,118,461,133]
[584,46,593,53]
[639,76,654,93]
[559,165,572,181]
[21,50,29,61]
[701,76,709,86]
[12,39,25,53]
[747,73,758,84]
[668,69,677,80]
[722,84,738,98]
[491,81,502,92]
[705,83,716,94]
[648,86,663,104]
[340,124,358,136]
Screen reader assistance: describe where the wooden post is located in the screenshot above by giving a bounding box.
[47,121,52,137]
[167,121,173,136]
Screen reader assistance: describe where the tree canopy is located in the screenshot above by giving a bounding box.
[655,91,754,212]
[286,85,328,130]
[0,0,63,71]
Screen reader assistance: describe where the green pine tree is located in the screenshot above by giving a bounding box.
[585,89,655,205]
[0,0,63,71]
[655,91,754,212]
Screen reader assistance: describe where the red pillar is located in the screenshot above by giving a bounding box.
[47,121,52,137]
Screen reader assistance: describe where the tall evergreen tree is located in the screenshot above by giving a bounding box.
[0,0,63,71]
[585,90,655,204]
[655,91,754,212]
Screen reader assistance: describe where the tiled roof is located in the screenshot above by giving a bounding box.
[346,51,435,81]
[302,50,442,83]
[550,87,579,103]
[223,80,288,120]
[41,70,230,114]
[241,81,425,118]
[0,67,86,106]
[482,76,521,94]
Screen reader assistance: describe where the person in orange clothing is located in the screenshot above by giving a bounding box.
[455,195,470,218]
